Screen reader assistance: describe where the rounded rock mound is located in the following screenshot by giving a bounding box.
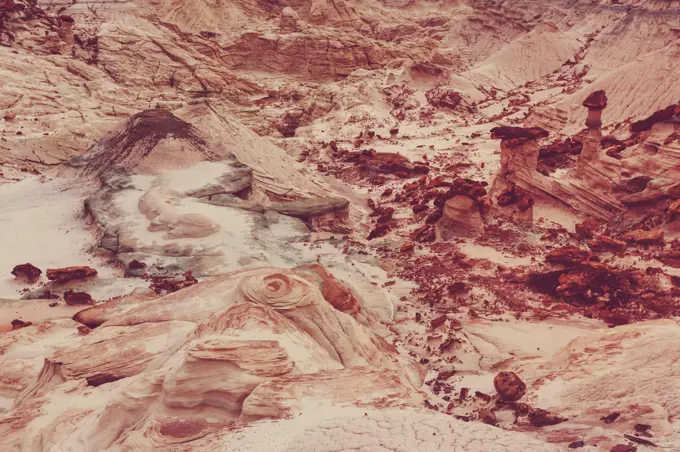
[67,109,223,176]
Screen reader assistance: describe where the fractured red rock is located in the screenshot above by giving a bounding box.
[425,88,462,110]
[623,434,657,447]
[430,315,448,329]
[490,126,549,141]
[149,271,198,294]
[400,242,415,253]
[77,325,91,335]
[630,104,679,133]
[334,148,428,181]
[411,224,436,243]
[528,408,567,427]
[11,263,42,281]
[368,223,391,240]
[497,184,533,211]
[546,246,592,266]
[588,236,627,253]
[64,290,95,305]
[11,319,32,330]
[478,408,497,426]
[575,218,604,239]
[621,229,664,245]
[582,90,608,110]
[493,371,526,402]
[46,266,98,283]
[600,412,620,424]
[610,446,636,452]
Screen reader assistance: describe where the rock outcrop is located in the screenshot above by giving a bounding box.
[436,194,485,239]
[0,266,424,450]
[2,0,680,450]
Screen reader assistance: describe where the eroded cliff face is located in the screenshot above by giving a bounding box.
[1,0,680,450]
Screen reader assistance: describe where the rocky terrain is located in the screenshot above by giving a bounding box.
[1,0,680,450]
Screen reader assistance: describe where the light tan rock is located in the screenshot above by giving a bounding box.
[436,194,485,239]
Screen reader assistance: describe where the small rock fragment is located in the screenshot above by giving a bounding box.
[77,325,91,335]
[400,242,415,253]
[149,271,198,294]
[528,408,567,427]
[64,290,95,305]
[575,218,602,239]
[439,338,455,351]
[124,260,147,277]
[546,246,591,266]
[478,408,497,426]
[610,445,636,452]
[623,434,657,447]
[634,424,652,436]
[11,319,32,330]
[368,223,391,240]
[588,236,627,253]
[430,315,448,328]
[601,412,620,424]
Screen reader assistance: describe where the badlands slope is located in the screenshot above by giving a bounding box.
[1,0,680,451]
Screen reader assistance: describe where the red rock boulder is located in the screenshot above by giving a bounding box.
[46,266,98,283]
[588,236,627,253]
[622,229,664,245]
[490,126,549,140]
[11,319,32,330]
[493,371,526,402]
[582,90,608,110]
[11,263,42,281]
[546,246,592,266]
[64,290,95,305]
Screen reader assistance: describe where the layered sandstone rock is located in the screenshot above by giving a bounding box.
[0,266,423,450]
[436,194,485,239]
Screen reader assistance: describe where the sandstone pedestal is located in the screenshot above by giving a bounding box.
[435,194,485,240]
[578,90,607,170]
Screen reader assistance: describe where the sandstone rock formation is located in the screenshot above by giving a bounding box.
[2,0,680,450]
[0,266,424,450]
[436,194,485,239]
[491,89,680,225]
